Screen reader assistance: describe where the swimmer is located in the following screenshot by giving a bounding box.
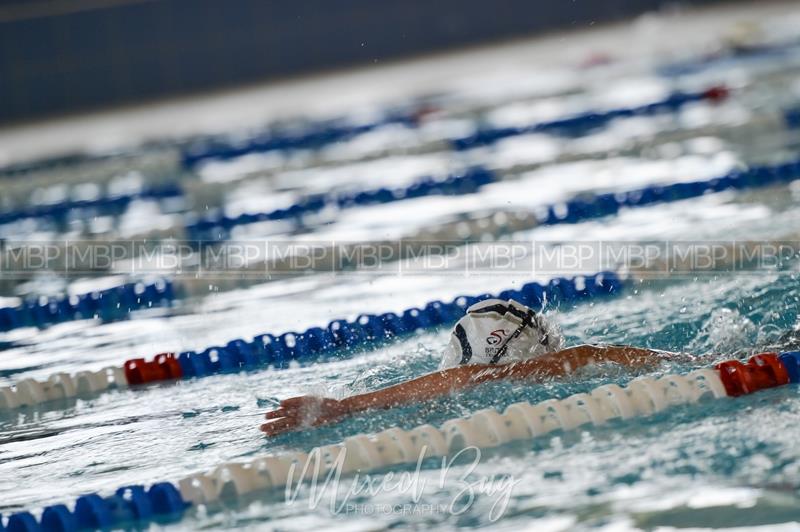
[260,298,669,436]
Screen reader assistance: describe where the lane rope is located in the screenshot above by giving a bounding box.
[0,272,621,412]
[185,167,495,240]
[0,185,182,227]
[7,351,799,531]
[181,112,418,169]
[0,279,174,334]
[450,86,729,150]
[187,154,800,280]
[181,87,727,170]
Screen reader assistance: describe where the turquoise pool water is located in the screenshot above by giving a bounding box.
[3,4,800,530]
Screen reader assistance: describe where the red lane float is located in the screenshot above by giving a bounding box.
[123,353,182,386]
[715,352,790,397]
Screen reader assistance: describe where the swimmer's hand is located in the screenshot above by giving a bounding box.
[260,396,348,436]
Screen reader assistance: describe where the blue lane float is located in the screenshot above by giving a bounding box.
[166,271,622,379]
[0,280,175,333]
[450,86,730,150]
[4,482,186,532]
[536,156,800,227]
[0,185,183,226]
[181,112,418,169]
[185,167,496,240]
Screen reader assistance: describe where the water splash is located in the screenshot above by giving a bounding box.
[688,307,757,355]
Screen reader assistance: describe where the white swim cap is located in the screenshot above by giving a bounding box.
[439,298,564,369]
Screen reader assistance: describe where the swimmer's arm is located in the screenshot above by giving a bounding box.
[260,344,661,435]
[341,344,660,412]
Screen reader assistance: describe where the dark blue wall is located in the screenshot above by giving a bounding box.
[1,0,728,124]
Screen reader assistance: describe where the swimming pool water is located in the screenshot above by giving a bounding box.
[3,3,800,530]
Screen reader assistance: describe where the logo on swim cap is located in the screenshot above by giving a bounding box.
[486,329,507,346]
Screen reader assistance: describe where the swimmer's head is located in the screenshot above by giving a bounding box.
[439,298,564,369]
